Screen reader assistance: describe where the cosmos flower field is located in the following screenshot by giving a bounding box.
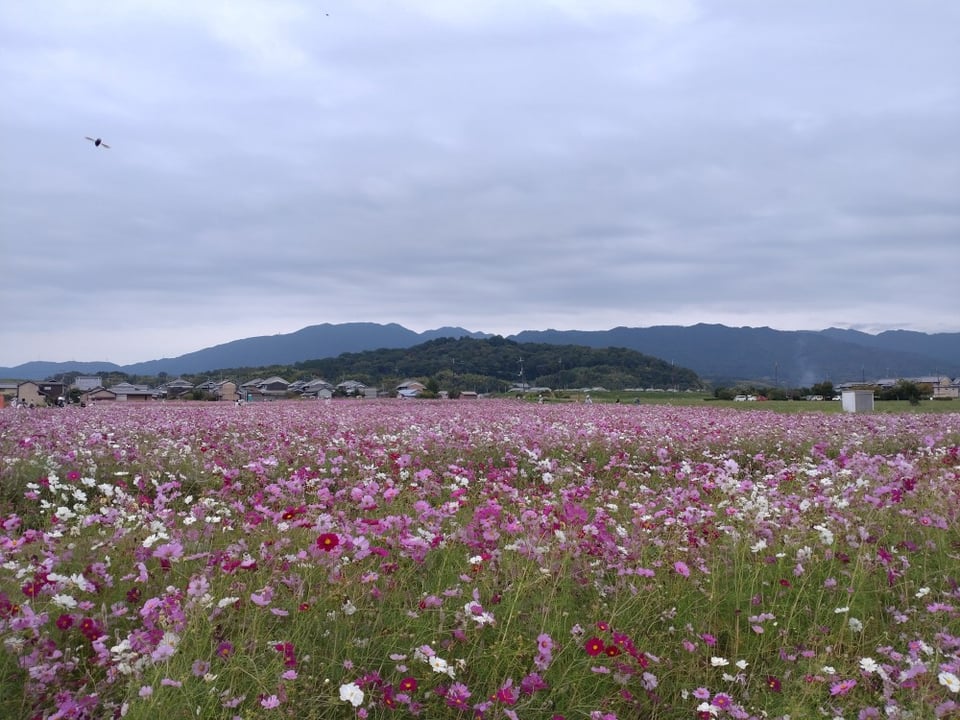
[1,400,959,720]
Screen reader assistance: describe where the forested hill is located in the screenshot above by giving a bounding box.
[218,336,702,391]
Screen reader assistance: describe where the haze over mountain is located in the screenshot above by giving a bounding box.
[3,323,958,388]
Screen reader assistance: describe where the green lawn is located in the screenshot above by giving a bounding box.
[519,390,958,414]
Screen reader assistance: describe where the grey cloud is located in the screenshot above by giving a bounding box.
[1,1,958,365]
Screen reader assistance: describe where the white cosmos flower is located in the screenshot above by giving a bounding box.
[52,594,78,609]
[429,655,455,678]
[339,682,364,706]
[939,671,960,693]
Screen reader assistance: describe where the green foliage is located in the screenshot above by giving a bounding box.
[811,380,835,398]
[293,337,702,392]
[878,380,926,404]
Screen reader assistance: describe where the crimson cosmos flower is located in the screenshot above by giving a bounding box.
[316,533,340,551]
[584,637,605,656]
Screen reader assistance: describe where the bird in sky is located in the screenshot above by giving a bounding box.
[84,136,110,148]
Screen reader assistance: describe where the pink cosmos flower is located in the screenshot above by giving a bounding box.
[712,693,732,709]
[494,678,517,705]
[444,682,471,708]
[830,679,857,696]
[216,641,235,658]
[520,672,547,695]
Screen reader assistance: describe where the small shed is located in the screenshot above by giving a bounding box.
[841,389,874,413]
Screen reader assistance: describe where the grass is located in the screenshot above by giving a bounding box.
[537,389,957,414]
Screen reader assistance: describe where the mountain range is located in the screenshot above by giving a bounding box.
[3,323,958,388]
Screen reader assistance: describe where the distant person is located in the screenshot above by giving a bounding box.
[584,394,592,404]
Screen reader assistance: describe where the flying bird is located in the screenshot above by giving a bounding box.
[84,136,110,148]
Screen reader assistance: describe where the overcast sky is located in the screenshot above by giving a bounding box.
[1,1,958,367]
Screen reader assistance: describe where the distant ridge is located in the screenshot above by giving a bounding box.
[2,322,958,387]
[0,324,488,381]
[511,324,960,387]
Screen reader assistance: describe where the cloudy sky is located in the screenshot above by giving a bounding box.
[1,1,958,367]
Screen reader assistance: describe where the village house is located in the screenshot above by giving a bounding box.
[0,381,18,404]
[336,380,368,397]
[236,377,289,401]
[14,381,45,406]
[214,380,239,401]
[396,379,426,397]
[108,382,154,402]
[301,378,334,399]
[80,387,118,404]
[258,376,290,396]
[72,376,102,392]
[16,381,66,406]
[837,375,959,400]
[158,378,195,399]
[191,380,238,401]
[931,376,960,399]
